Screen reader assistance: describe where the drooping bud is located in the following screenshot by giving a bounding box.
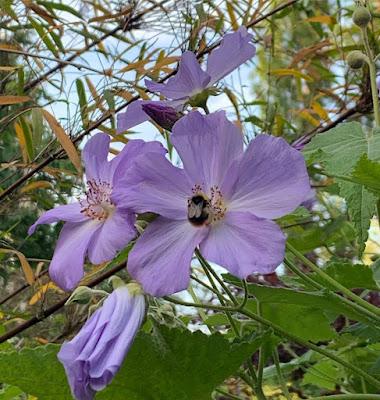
[141,103,181,131]
[353,6,371,28]
[347,50,367,69]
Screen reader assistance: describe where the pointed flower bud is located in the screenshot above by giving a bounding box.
[353,6,371,28]
[141,103,181,131]
[58,284,145,399]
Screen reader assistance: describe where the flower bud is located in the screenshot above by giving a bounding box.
[141,103,181,131]
[347,50,367,69]
[65,286,96,305]
[353,6,371,27]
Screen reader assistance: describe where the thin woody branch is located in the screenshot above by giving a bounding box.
[0,0,301,202]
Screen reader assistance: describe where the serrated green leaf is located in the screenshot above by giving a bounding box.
[303,360,342,390]
[0,325,263,400]
[351,154,380,196]
[0,344,71,399]
[223,275,377,328]
[312,261,379,291]
[303,122,380,253]
[99,325,264,400]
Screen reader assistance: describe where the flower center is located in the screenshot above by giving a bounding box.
[187,185,226,226]
[80,180,114,221]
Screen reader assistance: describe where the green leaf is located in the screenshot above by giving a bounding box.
[0,326,264,400]
[0,344,71,399]
[312,261,379,291]
[303,122,380,253]
[28,17,59,57]
[223,275,378,328]
[245,300,336,342]
[76,78,88,128]
[99,325,263,400]
[303,360,342,390]
[351,154,380,196]
[36,0,83,19]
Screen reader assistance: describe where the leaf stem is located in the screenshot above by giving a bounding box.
[361,26,380,130]
[286,242,380,318]
[272,348,291,400]
[164,296,380,390]
[283,257,380,325]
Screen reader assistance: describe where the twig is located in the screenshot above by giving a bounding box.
[0,261,127,343]
[0,269,48,306]
[22,1,170,93]
[0,0,299,202]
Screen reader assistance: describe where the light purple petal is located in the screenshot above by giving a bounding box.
[145,51,210,100]
[49,219,101,291]
[82,133,110,182]
[229,135,311,219]
[113,152,192,220]
[200,211,285,277]
[116,100,151,132]
[207,27,256,85]
[28,203,87,235]
[87,208,136,265]
[108,139,166,187]
[58,286,145,399]
[128,217,208,296]
[171,110,243,193]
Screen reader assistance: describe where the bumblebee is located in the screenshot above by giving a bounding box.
[187,195,210,226]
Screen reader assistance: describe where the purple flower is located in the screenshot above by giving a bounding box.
[117,27,255,132]
[28,133,163,291]
[113,111,311,296]
[58,283,145,400]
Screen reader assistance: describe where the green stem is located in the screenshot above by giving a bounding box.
[196,249,239,305]
[200,260,241,338]
[164,296,380,390]
[286,242,380,318]
[283,257,380,325]
[272,348,291,400]
[187,284,210,330]
[256,302,267,400]
[361,26,380,130]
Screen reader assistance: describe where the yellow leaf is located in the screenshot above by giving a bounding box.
[42,110,82,173]
[305,15,336,25]
[299,110,320,127]
[150,56,179,73]
[0,43,21,51]
[271,69,313,82]
[226,3,239,31]
[85,77,106,112]
[0,249,35,285]
[29,282,62,305]
[0,66,18,71]
[20,180,53,193]
[311,101,329,121]
[119,59,150,74]
[0,95,31,105]
[14,122,28,162]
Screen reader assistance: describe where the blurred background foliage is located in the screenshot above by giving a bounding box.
[1,0,380,399]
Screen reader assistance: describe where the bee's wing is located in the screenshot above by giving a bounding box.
[188,202,203,219]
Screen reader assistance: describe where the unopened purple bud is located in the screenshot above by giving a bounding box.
[142,103,181,131]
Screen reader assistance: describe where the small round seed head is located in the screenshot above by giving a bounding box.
[353,6,371,27]
[347,51,366,69]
